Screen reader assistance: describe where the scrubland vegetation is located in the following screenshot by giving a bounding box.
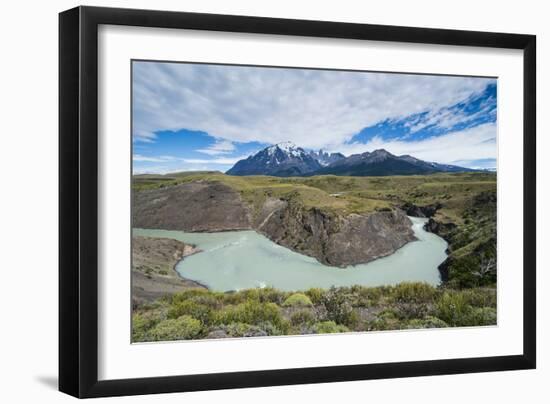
[132,282,496,342]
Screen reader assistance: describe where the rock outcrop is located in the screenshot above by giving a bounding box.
[401,202,442,218]
[258,198,415,267]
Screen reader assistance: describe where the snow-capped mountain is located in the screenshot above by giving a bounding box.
[227,144,477,177]
[308,149,345,166]
[226,141,322,176]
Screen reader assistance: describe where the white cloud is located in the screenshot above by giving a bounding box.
[196,139,235,155]
[132,165,211,175]
[182,155,250,165]
[133,154,176,162]
[336,122,496,164]
[133,62,494,150]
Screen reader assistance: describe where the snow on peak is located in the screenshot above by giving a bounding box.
[277,141,297,152]
[266,141,303,157]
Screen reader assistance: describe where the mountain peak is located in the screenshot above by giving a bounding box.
[227,142,320,176]
[276,141,297,151]
[228,144,476,177]
[371,149,393,156]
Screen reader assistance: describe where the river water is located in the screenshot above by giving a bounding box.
[133,217,447,292]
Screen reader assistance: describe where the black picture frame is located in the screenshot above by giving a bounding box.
[59,5,536,398]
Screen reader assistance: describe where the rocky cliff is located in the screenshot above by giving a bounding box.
[133,181,416,267]
[257,195,415,267]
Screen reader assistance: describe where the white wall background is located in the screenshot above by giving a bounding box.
[0,0,546,402]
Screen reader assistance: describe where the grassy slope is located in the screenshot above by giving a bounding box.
[133,171,496,218]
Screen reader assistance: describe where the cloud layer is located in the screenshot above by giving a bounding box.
[132,61,497,173]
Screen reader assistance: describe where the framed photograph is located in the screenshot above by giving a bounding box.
[59,6,536,398]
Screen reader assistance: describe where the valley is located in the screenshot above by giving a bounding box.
[133,171,496,283]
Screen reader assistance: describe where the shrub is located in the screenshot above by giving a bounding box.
[167,300,212,324]
[220,291,247,305]
[190,293,220,309]
[283,293,313,307]
[239,289,261,302]
[460,288,497,308]
[215,301,285,329]
[435,292,474,326]
[171,288,210,304]
[132,312,161,341]
[222,322,268,337]
[305,288,325,305]
[147,315,203,341]
[406,316,448,329]
[320,287,359,328]
[392,302,430,320]
[258,287,288,304]
[349,285,383,307]
[467,307,497,326]
[290,309,315,326]
[313,321,349,334]
[391,282,438,304]
[364,317,400,331]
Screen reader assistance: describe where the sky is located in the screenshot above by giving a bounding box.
[132,61,497,174]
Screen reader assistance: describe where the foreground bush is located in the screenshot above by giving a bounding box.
[313,321,350,334]
[214,301,287,331]
[147,315,203,341]
[320,287,359,328]
[283,293,313,307]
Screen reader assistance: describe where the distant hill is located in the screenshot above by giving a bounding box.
[227,143,477,177]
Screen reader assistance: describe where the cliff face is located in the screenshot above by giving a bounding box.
[421,191,497,288]
[258,198,415,267]
[133,181,416,267]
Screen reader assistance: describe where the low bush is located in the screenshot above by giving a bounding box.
[467,307,497,326]
[147,315,203,341]
[304,288,325,305]
[392,302,430,320]
[406,316,448,329]
[320,287,359,328]
[435,292,474,326]
[290,309,315,326]
[215,301,286,330]
[258,287,288,305]
[222,322,268,337]
[167,300,212,324]
[313,321,349,334]
[349,285,384,307]
[391,282,438,304]
[132,312,161,341]
[283,293,313,307]
[170,288,211,304]
[460,288,497,308]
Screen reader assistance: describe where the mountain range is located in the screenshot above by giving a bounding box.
[226,141,477,177]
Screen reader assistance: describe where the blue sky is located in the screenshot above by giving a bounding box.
[132,61,497,174]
